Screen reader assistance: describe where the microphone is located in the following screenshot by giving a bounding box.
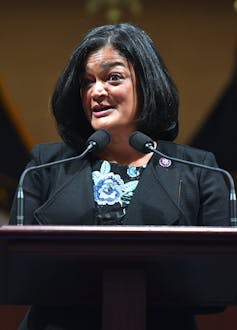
[16,129,111,226]
[129,131,237,227]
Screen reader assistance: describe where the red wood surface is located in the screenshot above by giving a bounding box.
[1,225,237,329]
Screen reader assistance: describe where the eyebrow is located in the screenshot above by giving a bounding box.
[101,61,126,69]
[85,61,126,72]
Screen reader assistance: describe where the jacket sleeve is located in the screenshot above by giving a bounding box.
[197,151,230,226]
[9,144,48,225]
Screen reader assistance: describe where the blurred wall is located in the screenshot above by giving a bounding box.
[0,0,236,147]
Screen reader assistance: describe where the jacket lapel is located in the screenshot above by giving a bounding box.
[126,141,187,226]
[34,158,95,225]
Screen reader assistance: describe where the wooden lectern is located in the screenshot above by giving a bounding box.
[1,225,237,330]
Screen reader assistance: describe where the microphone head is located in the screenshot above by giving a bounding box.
[129,131,154,154]
[86,129,111,151]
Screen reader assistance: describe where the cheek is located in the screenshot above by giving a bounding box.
[115,85,135,104]
[126,87,137,113]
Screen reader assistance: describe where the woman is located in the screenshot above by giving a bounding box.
[10,23,229,329]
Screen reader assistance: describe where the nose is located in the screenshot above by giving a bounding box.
[91,81,108,100]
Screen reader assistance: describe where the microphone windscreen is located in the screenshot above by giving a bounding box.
[129,131,154,154]
[86,129,111,150]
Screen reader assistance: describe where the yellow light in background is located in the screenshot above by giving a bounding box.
[234,0,237,12]
[85,0,142,23]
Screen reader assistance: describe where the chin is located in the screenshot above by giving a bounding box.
[91,120,113,132]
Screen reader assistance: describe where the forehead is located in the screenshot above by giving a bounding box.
[85,46,130,69]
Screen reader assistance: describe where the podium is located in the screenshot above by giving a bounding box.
[1,225,237,330]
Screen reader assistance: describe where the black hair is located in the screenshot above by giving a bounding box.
[51,23,179,150]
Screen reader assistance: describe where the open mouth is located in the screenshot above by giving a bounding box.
[91,105,115,118]
[92,105,113,112]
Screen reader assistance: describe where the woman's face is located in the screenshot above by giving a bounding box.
[80,46,138,136]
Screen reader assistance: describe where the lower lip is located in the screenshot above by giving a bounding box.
[92,109,114,118]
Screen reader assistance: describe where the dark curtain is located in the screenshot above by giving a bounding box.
[190,64,237,171]
[0,93,30,212]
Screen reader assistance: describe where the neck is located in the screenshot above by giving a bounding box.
[96,132,154,166]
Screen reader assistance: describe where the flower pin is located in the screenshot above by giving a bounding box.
[159,157,172,168]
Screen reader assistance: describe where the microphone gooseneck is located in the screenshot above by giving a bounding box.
[16,129,111,226]
[129,131,237,227]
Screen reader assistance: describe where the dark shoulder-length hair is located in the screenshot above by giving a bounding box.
[51,22,179,150]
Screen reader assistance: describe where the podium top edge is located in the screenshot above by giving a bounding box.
[1,225,237,239]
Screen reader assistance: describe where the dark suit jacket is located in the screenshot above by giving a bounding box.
[10,140,230,329]
[10,140,229,226]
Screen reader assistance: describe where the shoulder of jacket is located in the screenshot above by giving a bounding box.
[157,140,214,162]
[31,142,77,164]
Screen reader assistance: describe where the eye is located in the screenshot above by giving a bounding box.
[108,73,123,81]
